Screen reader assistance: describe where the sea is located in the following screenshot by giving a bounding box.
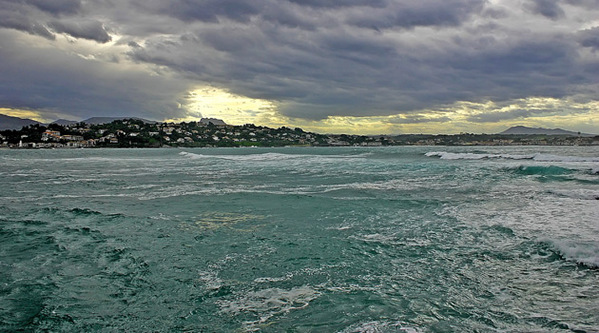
[1,146,598,332]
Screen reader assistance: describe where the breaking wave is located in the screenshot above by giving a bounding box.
[511,165,574,176]
[425,151,599,162]
[217,285,321,330]
[179,151,309,161]
[543,239,599,269]
[340,321,420,333]
[179,151,371,161]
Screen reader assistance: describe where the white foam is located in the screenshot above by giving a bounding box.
[328,225,353,231]
[425,151,533,160]
[178,151,205,159]
[134,178,427,201]
[546,239,599,268]
[533,154,599,162]
[180,151,372,162]
[548,189,599,200]
[180,151,314,161]
[197,270,224,290]
[350,233,397,245]
[218,286,321,329]
[425,151,599,162]
[340,320,420,333]
[254,273,294,283]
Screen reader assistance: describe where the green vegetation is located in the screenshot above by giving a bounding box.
[1,119,597,148]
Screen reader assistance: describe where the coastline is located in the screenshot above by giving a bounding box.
[2,118,598,149]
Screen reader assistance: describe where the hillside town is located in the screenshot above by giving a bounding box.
[0,118,383,148]
[1,118,598,148]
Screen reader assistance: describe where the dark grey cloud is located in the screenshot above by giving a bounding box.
[260,4,318,30]
[448,38,582,92]
[525,0,565,20]
[132,0,263,23]
[48,20,112,43]
[0,0,111,42]
[0,0,598,125]
[346,0,486,30]
[126,14,596,120]
[389,115,453,124]
[0,30,190,121]
[579,27,599,51]
[0,10,55,40]
[0,1,55,39]
[286,0,387,8]
[128,41,142,48]
[465,104,593,123]
[564,0,599,9]
[25,0,82,16]
[467,109,547,123]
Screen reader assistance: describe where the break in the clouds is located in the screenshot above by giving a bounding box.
[0,0,598,133]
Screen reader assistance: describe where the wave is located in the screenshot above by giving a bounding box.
[547,189,599,200]
[425,151,599,162]
[511,165,574,176]
[217,285,321,330]
[180,151,309,161]
[506,166,599,181]
[135,178,428,201]
[425,151,532,160]
[341,320,420,333]
[179,151,372,162]
[544,239,599,269]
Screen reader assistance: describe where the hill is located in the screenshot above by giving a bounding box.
[81,117,155,125]
[0,114,43,130]
[499,126,594,136]
[51,119,78,126]
[199,118,227,126]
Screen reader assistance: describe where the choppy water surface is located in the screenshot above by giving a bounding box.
[1,146,598,332]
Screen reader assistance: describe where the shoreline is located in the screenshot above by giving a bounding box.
[3,142,599,150]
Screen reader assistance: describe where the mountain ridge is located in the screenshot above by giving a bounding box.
[0,114,42,130]
[0,114,157,130]
[499,126,594,136]
[51,119,79,126]
[1,114,596,136]
[80,117,156,125]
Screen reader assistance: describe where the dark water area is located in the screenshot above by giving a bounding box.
[1,147,598,332]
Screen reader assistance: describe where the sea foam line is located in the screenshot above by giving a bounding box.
[425,151,599,162]
[179,151,372,162]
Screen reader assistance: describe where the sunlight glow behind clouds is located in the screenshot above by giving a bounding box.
[0,108,51,123]
[165,87,279,125]
[0,0,598,134]
[268,98,599,135]
[165,92,599,135]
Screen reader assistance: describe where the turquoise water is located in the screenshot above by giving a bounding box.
[1,146,598,332]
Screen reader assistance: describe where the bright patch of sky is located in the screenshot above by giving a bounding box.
[0,0,598,134]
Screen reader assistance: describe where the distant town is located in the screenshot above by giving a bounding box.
[1,117,598,148]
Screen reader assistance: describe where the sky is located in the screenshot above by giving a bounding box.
[0,0,598,134]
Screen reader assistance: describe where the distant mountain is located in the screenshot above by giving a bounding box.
[81,117,155,125]
[499,126,594,136]
[51,119,78,126]
[0,114,43,130]
[199,118,226,126]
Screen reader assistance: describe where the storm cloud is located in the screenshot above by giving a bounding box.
[0,30,189,120]
[0,0,598,131]
[48,20,112,43]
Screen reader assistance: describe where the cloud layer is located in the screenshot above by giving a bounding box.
[0,0,598,132]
